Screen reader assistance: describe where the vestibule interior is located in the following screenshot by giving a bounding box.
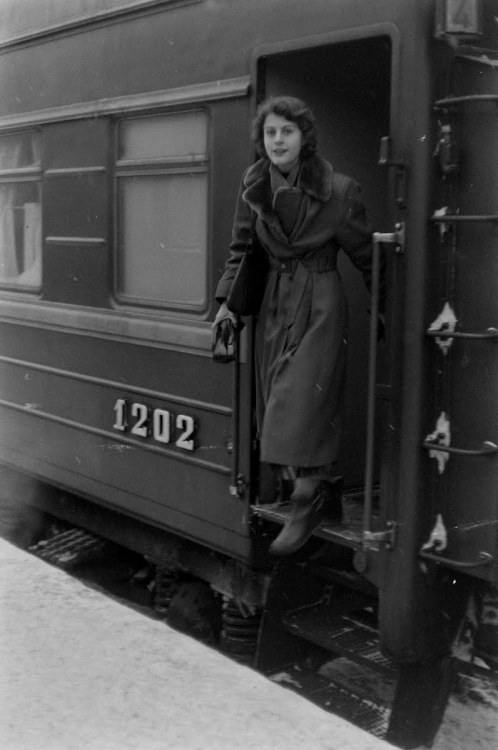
[258,35,392,486]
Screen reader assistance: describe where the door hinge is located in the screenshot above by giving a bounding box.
[379,135,407,209]
[229,473,246,499]
[373,222,405,254]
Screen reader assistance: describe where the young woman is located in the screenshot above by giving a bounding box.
[214,96,377,555]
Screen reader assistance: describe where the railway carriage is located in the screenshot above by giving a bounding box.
[0,1,497,746]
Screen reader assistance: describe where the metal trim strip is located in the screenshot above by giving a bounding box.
[0,76,250,131]
[0,1,202,52]
[0,353,232,416]
[45,236,106,245]
[0,398,231,476]
[0,167,42,178]
[0,299,214,354]
[45,167,107,176]
[115,156,206,168]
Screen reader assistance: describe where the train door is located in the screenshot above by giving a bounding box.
[253,32,394,489]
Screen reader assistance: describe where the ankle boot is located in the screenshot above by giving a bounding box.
[269,478,325,556]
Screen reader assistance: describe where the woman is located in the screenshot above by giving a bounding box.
[214,96,377,556]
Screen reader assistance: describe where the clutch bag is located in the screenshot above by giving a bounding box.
[211,318,238,363]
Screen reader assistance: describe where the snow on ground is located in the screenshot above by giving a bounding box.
[0,538,390,750]
[320,658,498,750]
[432,675,497,750]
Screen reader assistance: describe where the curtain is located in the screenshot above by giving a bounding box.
[0,134,41,285]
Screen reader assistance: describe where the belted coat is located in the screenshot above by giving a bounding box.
[215,154,374,468]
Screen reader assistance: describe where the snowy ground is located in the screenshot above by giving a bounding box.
[1,538,496,750]
[0,538,391,750]
[319,658,498,750]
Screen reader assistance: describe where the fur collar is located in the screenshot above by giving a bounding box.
[242,154,334,210]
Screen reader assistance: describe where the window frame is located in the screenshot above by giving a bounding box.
[0,128,42,293]
[113,108,210,314]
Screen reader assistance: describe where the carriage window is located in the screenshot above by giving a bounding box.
[0,131,42,289]
[116,111,208,310]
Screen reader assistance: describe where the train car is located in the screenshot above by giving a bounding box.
[0,1,496,746]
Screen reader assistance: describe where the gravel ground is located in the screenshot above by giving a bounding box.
[0,538,390,750]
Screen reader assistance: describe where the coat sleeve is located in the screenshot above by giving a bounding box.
[335,179,385,312]
[215,172,254,303]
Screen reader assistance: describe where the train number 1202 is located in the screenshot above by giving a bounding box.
[112,399,195,451]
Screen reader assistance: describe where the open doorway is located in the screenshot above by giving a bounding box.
[256,34,392,487]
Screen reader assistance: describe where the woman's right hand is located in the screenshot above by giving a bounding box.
[212,301,239,330]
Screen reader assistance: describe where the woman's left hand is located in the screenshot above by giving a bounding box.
[212,301,239,331]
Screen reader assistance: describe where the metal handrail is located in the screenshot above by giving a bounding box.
[422,440,498,457]
[431,214,498,222]
[362,226,404,540]
[426,327,498,341]
[419,550,494,569]
[363,237,381,536]
[229,334,242,497]
[434,94,498,108]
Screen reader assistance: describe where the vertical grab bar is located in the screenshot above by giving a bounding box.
[363,234,382,536]
[363,226,404,541]
[229,333,242,497]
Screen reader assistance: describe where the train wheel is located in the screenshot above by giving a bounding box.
[0,496,45,549]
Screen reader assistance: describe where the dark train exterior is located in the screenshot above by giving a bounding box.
[0,1,497,746]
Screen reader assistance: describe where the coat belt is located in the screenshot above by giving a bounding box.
[267,248,336,275]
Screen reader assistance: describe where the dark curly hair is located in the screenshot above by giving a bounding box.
[251,96,317,159]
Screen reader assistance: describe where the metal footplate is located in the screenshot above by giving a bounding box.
[269,664,390,739]
[29,528,110,570]
[282,607,396,677]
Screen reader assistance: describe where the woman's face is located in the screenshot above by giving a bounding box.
[263,113,302,173]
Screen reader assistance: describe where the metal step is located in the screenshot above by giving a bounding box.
[305,560,378,596]
[268,664,390,739]
[252,487,381,550]
[282,607,396,677]
[29,528,110,570]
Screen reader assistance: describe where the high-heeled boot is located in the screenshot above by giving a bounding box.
[269,476,344,556]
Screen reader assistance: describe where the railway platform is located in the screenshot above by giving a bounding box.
[0,537,390,750]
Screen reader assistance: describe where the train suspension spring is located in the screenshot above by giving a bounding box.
[219,597,262,665]
[153,566,179,617]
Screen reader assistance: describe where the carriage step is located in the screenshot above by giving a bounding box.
[305,560,378,596]
[29,528,110,570]
[252,502,361,548]
[252,486,380,550]
[269,664,390,739]
[281,607,396,677]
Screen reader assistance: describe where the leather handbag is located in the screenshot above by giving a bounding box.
[211,318,238,363]
[226,216,268,317]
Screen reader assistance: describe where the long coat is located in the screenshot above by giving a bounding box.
[216,154,374,468]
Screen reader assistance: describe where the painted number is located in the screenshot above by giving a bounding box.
[131,403,148,437]
[176,414,195,452]
[113,398,127,431]
[112,400,196,451]
[153,409,171,444]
